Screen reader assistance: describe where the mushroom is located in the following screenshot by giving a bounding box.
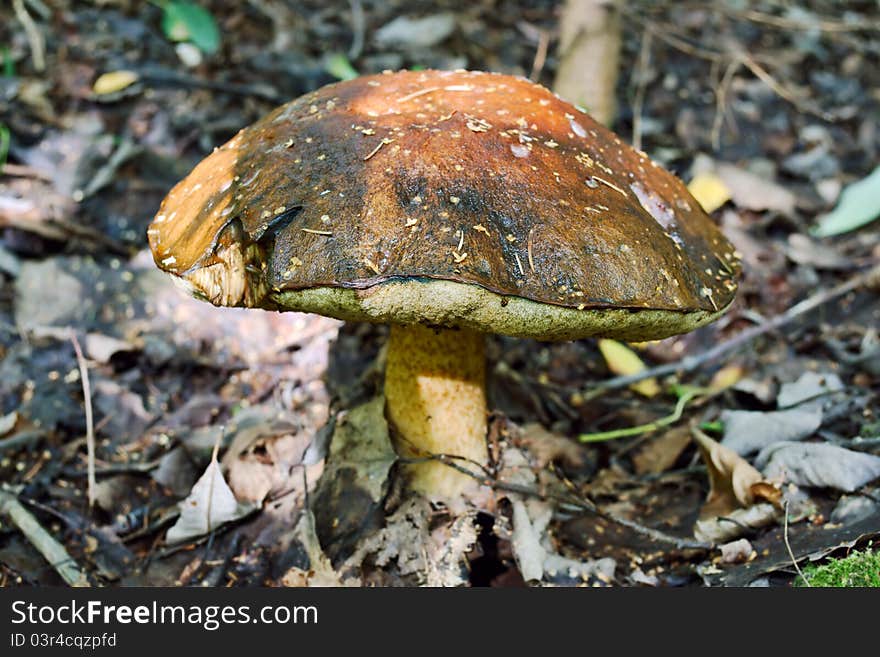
[148,70,740,500]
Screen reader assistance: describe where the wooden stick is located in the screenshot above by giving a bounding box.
[69,331,96,508]
[0,489,88,586]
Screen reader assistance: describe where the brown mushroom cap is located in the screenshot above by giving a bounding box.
[148,70,739,341]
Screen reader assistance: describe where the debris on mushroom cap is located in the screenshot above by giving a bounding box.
[148,70,741,341]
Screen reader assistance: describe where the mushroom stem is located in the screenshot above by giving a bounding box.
[385,323,488,499]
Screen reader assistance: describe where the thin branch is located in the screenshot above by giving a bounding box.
[0,489,88,586]
[529,29,550,82]
[721,7,880,33]
[69,331,96,508]
[740,54,834,122]
[0,429,45,453]
[631,27,653,151]
[710,56,742,151]
[12,0,45,72]
[784,500,810,587]
[583,263,880,399]
[404,453,711,551]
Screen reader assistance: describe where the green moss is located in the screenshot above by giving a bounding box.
[796,547,880,587]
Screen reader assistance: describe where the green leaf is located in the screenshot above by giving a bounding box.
[0,123,9,175]
[812,164,880,237]
[2,46,14,78]
[161,1,220,55]
[324,53,358,81]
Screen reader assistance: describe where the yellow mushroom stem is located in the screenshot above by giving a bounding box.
[384,323,489,500]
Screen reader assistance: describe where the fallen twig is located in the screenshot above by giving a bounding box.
[69,331,96,509]
[78,139,143,200]
[0,429,45,454]
[138,67,280,102]
[12,0,45,72]
[0,489,88,586]
[630,27,653,151]
[584,264,880,399]
[784,500,810,587]
[529,28,550,82]
[408,453,711,551]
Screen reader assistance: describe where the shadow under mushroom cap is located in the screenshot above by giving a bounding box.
[148,69,740,340]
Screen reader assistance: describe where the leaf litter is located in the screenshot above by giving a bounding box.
[1,1,879,588]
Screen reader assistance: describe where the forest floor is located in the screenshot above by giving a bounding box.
[0,1,878,587]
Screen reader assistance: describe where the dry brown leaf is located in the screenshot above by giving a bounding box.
[221,406,314,504]
[715,162,796,215]
[693,503,778,544]
[517,422,589,469]
[632,425,692,475]
[691,427,764,520]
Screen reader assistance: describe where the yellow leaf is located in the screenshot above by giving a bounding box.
[93,70,139,95]
[687,172,731,213]
[597,339,660,397]
[709,364,745,392]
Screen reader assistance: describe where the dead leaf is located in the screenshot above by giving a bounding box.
[517,422,589,469]
[165,456,255,544]
[510,497,551,582]
[510,496,615,584]
[221,406,314,504]
[756,442,880,492]
[785,234,852,270]
[831,495,879,525]
[85,333,135,363]
[708,364,745,392]
[687,171,731,213]
[152,446,198,498]
[281,510,346,587]
[693,503,778,543]
[93,70,139,95]
[777,371,844,409]
[0,411,18,437]
[597,339,660,397]
[692,427,764,519]
[632,425,691,475]
[720,407,822,455]
[720,538,755,564]
[341,497,477,587]
[715,162,796,215]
